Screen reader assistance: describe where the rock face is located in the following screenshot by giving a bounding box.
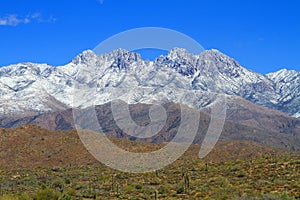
[0,48,299,118]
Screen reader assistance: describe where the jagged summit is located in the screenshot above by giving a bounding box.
[167,47,194,59]
[69,48,228,67]
[201,49,224,55]
[110,48,143,62]
[71,50,98,65]
[199,49,240,66]
[267,68,299,80]
[0,48,299,118]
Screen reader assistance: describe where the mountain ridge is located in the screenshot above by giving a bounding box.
[0,48,299,118]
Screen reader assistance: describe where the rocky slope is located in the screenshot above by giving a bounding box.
[1,101,300,151]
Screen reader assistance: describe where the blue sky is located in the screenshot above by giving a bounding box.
[0,0,299,74]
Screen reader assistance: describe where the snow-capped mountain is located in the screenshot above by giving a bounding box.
[0,48,299,118]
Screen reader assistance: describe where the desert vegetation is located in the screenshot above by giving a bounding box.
[1,149,299,199]
[0,126,299,199]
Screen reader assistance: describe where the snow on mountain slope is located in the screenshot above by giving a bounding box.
[193,50,278,107]
[0,48,299,119]
[0,63,71,115]
[267,69,300,118]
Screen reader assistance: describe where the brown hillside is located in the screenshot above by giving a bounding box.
[0,125,284,170]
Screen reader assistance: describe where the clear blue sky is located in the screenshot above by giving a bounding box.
[0,0,299,74]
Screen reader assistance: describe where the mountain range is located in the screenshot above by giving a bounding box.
[1,48,299,117]
[0,48,300,151]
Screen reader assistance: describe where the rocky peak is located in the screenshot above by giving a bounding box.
[71,50,98,65]
[108,48,142,62]
[266,69,299,82]
[167,47,194,60]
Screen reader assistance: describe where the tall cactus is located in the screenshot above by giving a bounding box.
[155,190,159,200]
[184,172,190,194]
[111,174,115,192]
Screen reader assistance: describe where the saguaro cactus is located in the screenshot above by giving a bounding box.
[184,173,190,194]
[154,190,158,200]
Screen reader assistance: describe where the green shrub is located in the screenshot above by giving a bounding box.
[281,191,295,200]
[82,189,96,199]
[33,188,60,200]
[158,185,168,194]
[0,195,19,200]
[135,184,142,190]
[174,184,184,194]
[64,178,71,185]
[59,193,75,200]
[51,178,65,192]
